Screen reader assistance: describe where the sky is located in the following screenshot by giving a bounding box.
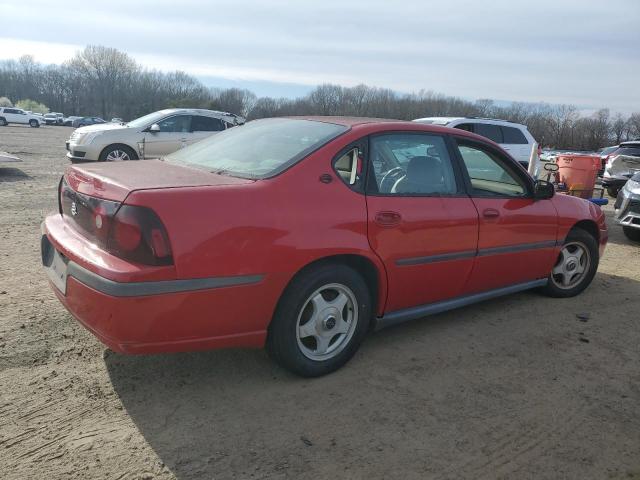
[1,0,639,113]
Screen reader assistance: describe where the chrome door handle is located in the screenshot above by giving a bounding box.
[375,211,402,227]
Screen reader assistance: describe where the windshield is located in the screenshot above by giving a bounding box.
[127,110,172,128]
[164,118,349,179]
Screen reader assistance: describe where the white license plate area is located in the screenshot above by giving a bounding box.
[46,248,69,295]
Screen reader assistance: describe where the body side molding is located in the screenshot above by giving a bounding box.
[375,278,548,330]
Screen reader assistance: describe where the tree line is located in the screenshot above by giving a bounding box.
[1,45,638,151]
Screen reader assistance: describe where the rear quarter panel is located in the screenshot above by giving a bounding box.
[124,141,387,315]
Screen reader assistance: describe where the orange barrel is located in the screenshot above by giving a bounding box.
[555,154,601,199]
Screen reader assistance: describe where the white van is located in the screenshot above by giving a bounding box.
[413,117,537,167]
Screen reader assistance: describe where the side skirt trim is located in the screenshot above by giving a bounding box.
[68,261,264,297]
[375,278,548,330]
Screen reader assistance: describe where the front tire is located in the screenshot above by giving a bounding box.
[0,117,7,126]
[623,226,640,242]
[99,144,138,162]
[607,187,619,198]
[541,228,599,298]
[267,264,371,377]
[29,119,39,128]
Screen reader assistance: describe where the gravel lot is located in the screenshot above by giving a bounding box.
[1,125,639,480]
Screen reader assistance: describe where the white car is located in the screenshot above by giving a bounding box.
[413,117,537,167]
[0,107,42,127]
[66,108,244,162]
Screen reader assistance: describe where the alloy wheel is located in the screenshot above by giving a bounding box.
[296,283,358,361]
[105,149,131,161]
[550,241,591,289]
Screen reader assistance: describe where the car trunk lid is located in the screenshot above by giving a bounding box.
[65,159,254,202]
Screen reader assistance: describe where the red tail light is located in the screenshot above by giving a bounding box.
[107,205,173,265]
[59,177,173,266]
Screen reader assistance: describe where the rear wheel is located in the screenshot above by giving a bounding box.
[29,119,39,128]
[623,226,640,242]
[267,264,371,377]
[607,187,619,198]
[541,228,599,298]
[99,144,137,162]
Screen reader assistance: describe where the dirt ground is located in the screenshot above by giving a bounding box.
[0,125,639,480]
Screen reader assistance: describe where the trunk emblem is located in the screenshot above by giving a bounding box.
[71,201,78,216]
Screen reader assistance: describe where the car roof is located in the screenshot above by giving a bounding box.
[413,116,528,128]
[286,115,499,146]
[157,108,242,120]
[619,141,640,147]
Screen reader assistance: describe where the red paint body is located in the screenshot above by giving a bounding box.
[43,118,607,354]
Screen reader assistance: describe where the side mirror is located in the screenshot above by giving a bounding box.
[534,180,554,200]
[149,123,160,133]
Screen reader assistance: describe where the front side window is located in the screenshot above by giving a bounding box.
[456,142,527,197]
[368,133,457,195]
[164,118,348,179]
[454,123,474,133]
[157,115,191,133]
[191,116,224,132]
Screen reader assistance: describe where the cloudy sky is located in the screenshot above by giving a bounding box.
[1,0,639,112]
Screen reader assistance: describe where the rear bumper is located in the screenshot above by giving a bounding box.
[42,215,275,354]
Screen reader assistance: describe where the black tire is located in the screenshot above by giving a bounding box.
[267,264,372,377]
[0,117,7,126]
[623,226,640,242]
[541,228,599,298]
[98,144,138,162]
[29,119,39,128]
[607,187,619,198]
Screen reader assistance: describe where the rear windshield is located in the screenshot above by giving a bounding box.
[164,118,348,179]
[614,146,640,157]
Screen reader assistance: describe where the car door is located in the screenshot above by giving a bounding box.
[143,115,193,157]
[190,115,225,144]
[453,137,558,293]
[366,132,479,313]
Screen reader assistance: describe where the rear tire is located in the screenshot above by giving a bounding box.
[607,187,619,198]
[623,226,640,242]
[267,264,371,377]
[99,144,138,162]
[541,228,599,298]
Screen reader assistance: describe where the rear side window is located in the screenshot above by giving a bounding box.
[501,126,528,144]
[192,116,224,132]
[474,123,503,143]
[368,133,458,195]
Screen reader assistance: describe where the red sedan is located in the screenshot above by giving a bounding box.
[42,117,608,376]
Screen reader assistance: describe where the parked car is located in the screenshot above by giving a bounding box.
[0,107,41,127]
[614,171,640,242]
[72,116,106,128]
[63,116,82,127]
[597,145,618,176]
[602,141,640,197]
[413,117,537,168]
[42,117,607,376]
[44,113,64,125]
[66,108,244,162]
[110,118,124,123]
